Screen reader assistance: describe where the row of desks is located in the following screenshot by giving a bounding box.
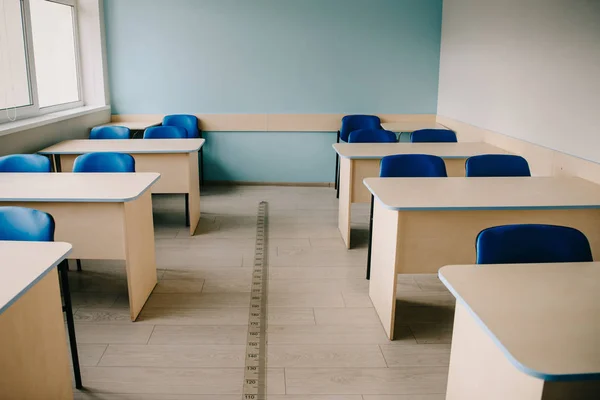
[334,140,600,398]
[2,138,204,321]
[0,136,205,397]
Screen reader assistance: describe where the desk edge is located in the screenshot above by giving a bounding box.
[438,266,600,381]
[0,242,72,316]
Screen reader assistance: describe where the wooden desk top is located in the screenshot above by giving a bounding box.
[0,241,72,315]
[380,121,448,132]
[39,139,205,155]
[439,263,600,380]
[0,173,160,202]
[96,121,161,130]
[364,176,600,211]
[333,142,505,159]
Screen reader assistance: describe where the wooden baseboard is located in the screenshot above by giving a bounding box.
[112,113,437,132]
[206,181,334,188]
[437,116,600,185]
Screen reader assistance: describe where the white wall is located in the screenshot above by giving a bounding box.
[438,0,600,162]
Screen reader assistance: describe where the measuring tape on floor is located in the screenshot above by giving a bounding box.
[243,201,269,399]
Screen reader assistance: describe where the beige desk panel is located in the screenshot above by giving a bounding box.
[369,203,600,340]
[441,263,600,377]
[60,153,189,193]
[446,303,600,400]
[365,177,600,210]
[0,173,159,202]
[2,193,158,320]
[0,271,72,399]
[333,142,505,159]
[40,139,204,154]
[380,121,448,132]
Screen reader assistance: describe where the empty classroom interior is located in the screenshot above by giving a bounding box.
[0,0,599,399]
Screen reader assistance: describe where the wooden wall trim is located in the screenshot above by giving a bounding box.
[436,115,600,185]
[112,114,438,132]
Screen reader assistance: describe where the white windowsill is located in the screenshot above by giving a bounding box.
[0,105,111,138]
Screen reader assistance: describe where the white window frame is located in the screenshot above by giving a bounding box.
[0,0,84,123]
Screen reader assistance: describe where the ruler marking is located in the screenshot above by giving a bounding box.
[243,201,268,399]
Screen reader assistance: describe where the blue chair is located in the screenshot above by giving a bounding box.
[476,224,593,264]
[0,206,82,388]
[367,154,448,279]
[89,126,131,140]
[348,129,397,143]
[410,129,457,143]
[143,126,187,139]
[466,154,531,177]
[0,154,51,172]
[0,206,55,241]
[163,114,205,186]
[336,115,381,197]
[73,152,135,173]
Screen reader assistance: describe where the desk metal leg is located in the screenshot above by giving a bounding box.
[200,148,205,186]
[185,193,190,227]
[59,260,82,389]
[54,154,62,173]
[366,195,374,280]
[334,131,340,191]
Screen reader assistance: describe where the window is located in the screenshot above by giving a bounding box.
[0,0,82,122]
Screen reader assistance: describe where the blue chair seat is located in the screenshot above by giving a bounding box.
[90,126,131,140]
[476,224,593,264]
[410,129,457,143]
[348,129,397,143]
[73,152,135,173]
[0,154,51,172]
[0,206,55,241]
[143,126,187,139]
[466,154,531,177]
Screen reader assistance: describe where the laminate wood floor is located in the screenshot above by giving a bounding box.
[70,186,452,399]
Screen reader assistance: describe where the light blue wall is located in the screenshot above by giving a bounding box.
[104,0,443,182]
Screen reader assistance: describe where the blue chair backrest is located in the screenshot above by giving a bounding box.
[73,152,135,173]
[380,154,448,178]
[476,224,593,264]
[90,126,131,140]
[143,126,187,139]
[0,206,55,241]
[162,114,200,138]
[340,115,381,142]
[0,154,51,173]
[466,154,531,177]
[410,129,457,143]
[348,129,397,143]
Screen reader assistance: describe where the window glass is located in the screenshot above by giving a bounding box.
[30,0,79,108]
[0,0,32,110]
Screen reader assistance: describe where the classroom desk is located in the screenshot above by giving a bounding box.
[333,142,506,248]
[0,173,160,321]
[0,241,73,399]
[439,263,600,400]
[380,121,448,132]
[363,176,600,340]
[39,139,204,235]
